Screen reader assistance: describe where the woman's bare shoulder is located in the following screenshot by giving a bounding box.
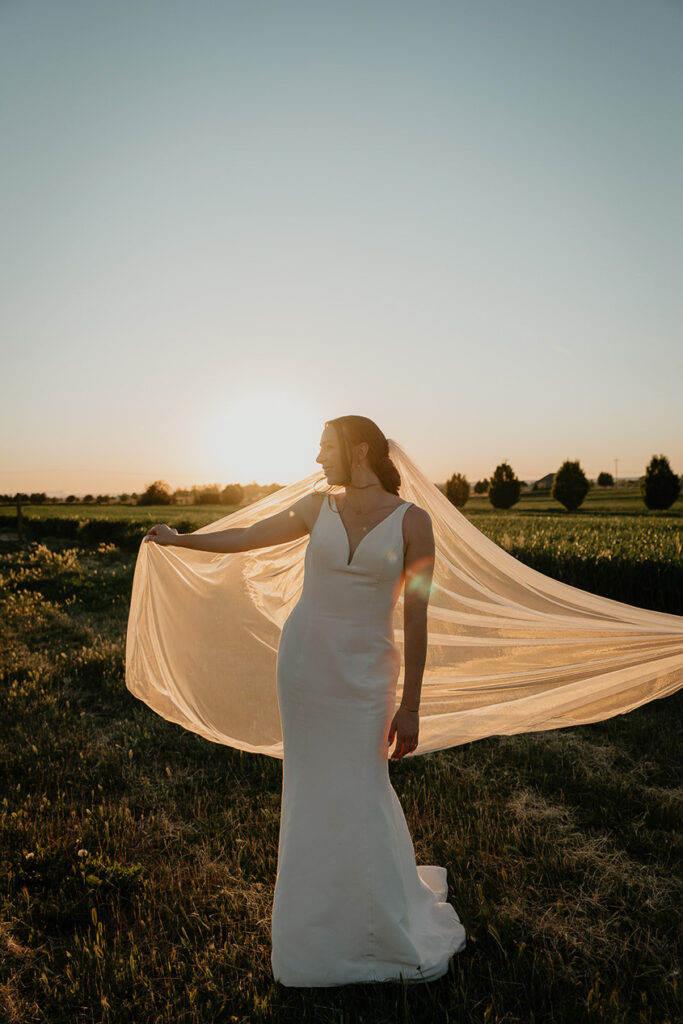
[296,491,326,532]
[402,502,434,545]
[404,501,431,523]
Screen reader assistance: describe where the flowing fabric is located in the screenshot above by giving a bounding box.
[125,439,683,758]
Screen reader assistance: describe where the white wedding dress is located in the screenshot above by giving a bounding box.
[271,493,467,986]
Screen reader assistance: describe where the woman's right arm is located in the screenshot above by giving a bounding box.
[144,493,316,553]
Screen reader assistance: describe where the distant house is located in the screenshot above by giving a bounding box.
[533,473,555,490]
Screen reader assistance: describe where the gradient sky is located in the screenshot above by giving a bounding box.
[1,0,681,496]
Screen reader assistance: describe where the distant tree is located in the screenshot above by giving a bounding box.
[193,484,222,505]
[488,462,521,509]
[641,455,680,510]
[65,495,77,503]
[552,460,590,511]
[241,481,260,504]
[445,472,470,508]
[221,483,244,506]
[83,494,94,503]
[119,492,130,503]
[597,472,614,487]
[29,492,48,504]
[95,494,111,504]
[473,478,489,494]
[241,482,283,504]
[139,481,173,505]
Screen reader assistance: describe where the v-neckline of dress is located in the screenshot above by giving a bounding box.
[332,494,409,567]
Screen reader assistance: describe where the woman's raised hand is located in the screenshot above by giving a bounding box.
[143,524,179,545]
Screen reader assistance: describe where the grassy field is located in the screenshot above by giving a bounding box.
[1,501,681,1023]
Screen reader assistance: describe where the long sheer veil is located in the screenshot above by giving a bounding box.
[125,438,683,758]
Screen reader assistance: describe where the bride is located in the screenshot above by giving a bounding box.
[144,415,468,985]
[136,414,683,984]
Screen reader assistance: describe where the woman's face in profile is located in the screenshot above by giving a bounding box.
[315,425,342,483]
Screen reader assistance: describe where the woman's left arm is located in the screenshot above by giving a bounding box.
[387,508,435,759]
[400,507,436,714]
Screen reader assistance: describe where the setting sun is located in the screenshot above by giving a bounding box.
[196,391,326,484]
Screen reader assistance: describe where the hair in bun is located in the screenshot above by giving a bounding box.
[324,416,401,495]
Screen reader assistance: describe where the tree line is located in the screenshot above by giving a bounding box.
[5,455,681,512]
[2,481,282,508]
[445,454,681,511]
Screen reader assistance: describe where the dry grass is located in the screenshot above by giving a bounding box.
[1,537,681,1023]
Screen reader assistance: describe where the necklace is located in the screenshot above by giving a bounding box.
[340,484,397,519]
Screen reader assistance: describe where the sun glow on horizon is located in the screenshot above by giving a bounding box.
[196,391,325,485]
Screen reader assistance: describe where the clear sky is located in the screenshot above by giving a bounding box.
[1,0,681,496]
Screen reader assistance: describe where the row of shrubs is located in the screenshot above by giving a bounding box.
[446,455,681,511]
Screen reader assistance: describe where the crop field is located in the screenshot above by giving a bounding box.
[1,497,681,1023]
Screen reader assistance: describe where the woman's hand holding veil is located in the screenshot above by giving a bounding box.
[143,524,179,545]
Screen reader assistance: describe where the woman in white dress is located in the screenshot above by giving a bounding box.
[145,415,467,986]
